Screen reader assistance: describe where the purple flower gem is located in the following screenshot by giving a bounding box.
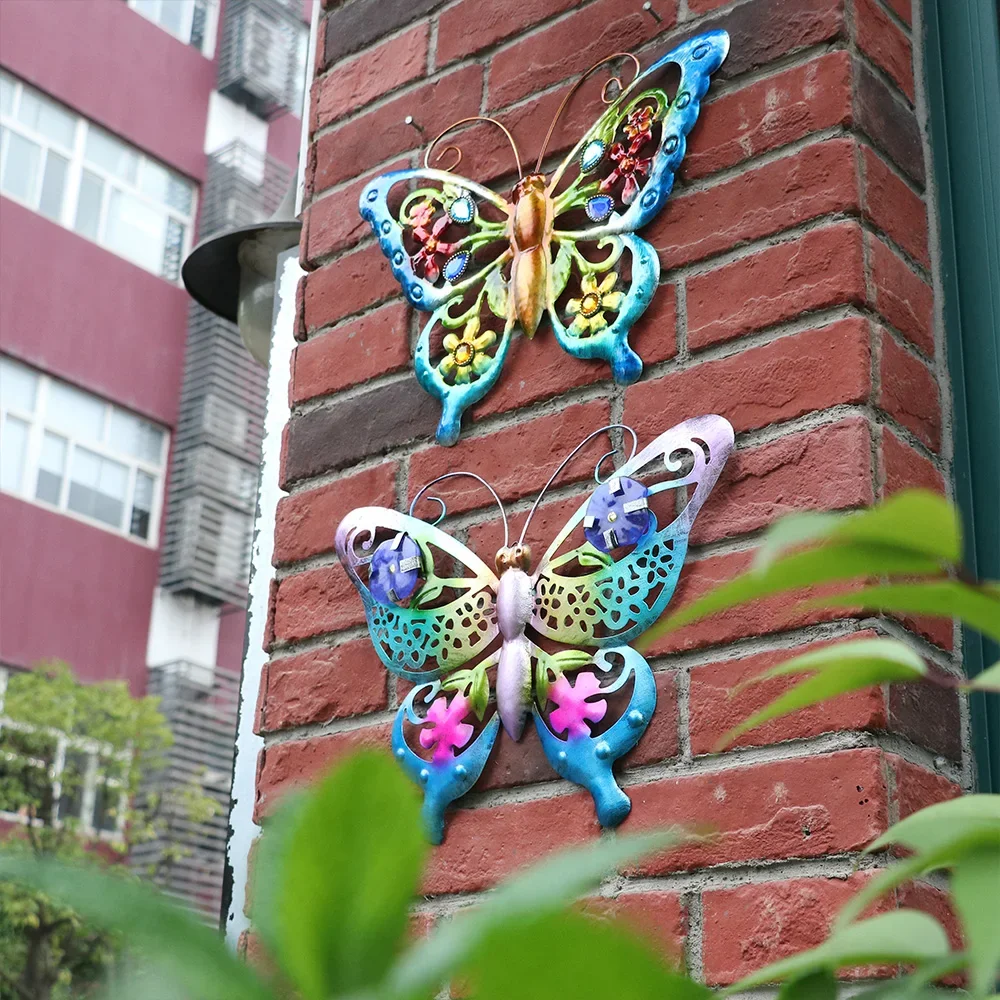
[369,532,422,605]
[583,476,651,553]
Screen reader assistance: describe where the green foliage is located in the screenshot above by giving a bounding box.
[2,490,998,999]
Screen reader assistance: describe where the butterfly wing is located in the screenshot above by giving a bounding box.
[530,414,735,647]
[336,505,503,842]
[544,30,730,382]
[360,169,516,445]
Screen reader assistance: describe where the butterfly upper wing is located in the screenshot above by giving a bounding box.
[335,506,500,681]
[542,30,729,382]
[530,414,735,647]
[360,168,517,445]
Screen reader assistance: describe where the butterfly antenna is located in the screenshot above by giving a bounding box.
[409,472,509,547]
[518,424,638,545]
[424,117,523,179]
[535,52,641,173]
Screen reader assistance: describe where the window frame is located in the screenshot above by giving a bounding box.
[126,0,220,58]
[0,667,129,842]
[0,357,169,548]
[0,71,197,283]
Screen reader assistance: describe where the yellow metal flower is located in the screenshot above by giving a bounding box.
[566,272,624,336]
[440,316,497,384]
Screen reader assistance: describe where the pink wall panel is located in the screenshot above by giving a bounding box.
[0,494,158,694]
[0,200,188,427]
[0,0,214,181]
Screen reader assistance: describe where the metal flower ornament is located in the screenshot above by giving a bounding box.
[335,416,734,842]
[359,30,731,445]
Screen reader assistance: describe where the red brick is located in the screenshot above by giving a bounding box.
[274,462,397,564]
[467,490,590,560]
[272,565,366,644]
[898,883,963,955]
[628,749,890,872]
[625,319,872,443]
[255,724,393,819]
[692,418,874,545]
[436,0,577,65]
[685,51,852,181]
[702,874,888,985]
[863,148,929,268]
[855,0,914,101]
[687,223,866,350]
[881,427,944,497]
[689,631,886,754]
[408,399,611,517]
[652,138,860,269]
[688,0,734,10]
[624,670,681,767]
[869,235,934,356]
[291,302,412,402]
[422,789,599,894]
[486,0,673,110]
[889,755,961,823]
[585,891,686,962]
[304,158,409,257]
[303,244,401,332]
[311,65,482,191]
[263,578,279,653]
[258,639,389,734]
[883,0,912,25]
[644,547,858,656]
[879,331,940,451]
[314,25,429,128]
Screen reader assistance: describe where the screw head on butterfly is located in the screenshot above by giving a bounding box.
[369,532,422,604]
[583,475,651,551]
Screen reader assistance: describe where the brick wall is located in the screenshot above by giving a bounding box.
[246,0,967,982]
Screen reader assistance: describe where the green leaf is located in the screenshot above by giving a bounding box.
[470,667,490,721]
[275,751,428,1000]
[551,650,597,671]
[968,660,1000,692]
[718,638,927,749]
[550,241,573,301]
[864,794,1000,855]
[950,847,1000,998]
[814,581,1000,642]
[459,909,711,1000]
[577,544,614,568]
[755,491,961,570]
[724,911,951,993]
[386,828,690,999]
[640,543,942,647]
[777,970,837,1000]
[0,853,273,1000]
[485,267,508,318]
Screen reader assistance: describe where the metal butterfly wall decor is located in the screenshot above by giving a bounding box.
[335,415,734,842]
[359,30,731,445]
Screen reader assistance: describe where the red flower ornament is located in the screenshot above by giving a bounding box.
[599,143,654,205]
[409,206,460,283]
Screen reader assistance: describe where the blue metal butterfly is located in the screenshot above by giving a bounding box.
[336,416,734,842]
[359,31,730,445]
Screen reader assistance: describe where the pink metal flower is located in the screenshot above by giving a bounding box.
[548,671,607,739]
[623,104,656,146]
[599,143,653,206]
[419,692,474,763]
[410,210,460,283]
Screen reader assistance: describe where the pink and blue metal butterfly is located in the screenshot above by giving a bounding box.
[335,416,734,842]
[359,30,730,445]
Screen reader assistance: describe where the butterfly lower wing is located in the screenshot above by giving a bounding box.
[531,415,735,646]
[360,168,517,445]
[531,642,656,827]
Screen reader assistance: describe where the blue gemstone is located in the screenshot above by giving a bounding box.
[448,195,475,224]
[641,190,658,209]
[369,532,422,605]
[675,91,691,109]
[585,195,615,222]
[366,188,378,202]
[583,475,651,553]
[443,251,470,282]
[580,139,606,173]
[381,220,391,234]
[693,42,710,59]
[393,250,404,265]
[664,134,679,154]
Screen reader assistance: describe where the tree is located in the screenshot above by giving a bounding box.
[0,661,218,1000]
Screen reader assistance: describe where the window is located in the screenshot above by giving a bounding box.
[0,356,168,544]
[0,668,128,839]
[0,71,197,282]
[127,0,220,57]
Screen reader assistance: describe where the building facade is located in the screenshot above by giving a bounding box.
[0,0,310,917]
[232,0,999,977]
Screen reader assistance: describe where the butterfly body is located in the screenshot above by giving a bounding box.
[336,415,735,842]
[359,30,731,445]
